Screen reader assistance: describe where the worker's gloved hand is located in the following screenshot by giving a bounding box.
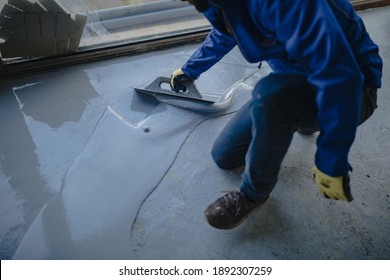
[313,165,353,202]
[170,68,194,92]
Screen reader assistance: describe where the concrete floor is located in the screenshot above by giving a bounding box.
[0,6,389,260]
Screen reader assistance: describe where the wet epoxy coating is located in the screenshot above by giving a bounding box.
[1,7,390,259]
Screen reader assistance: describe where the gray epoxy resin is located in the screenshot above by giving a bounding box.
[13,78,258,259]
[5,41,263,259]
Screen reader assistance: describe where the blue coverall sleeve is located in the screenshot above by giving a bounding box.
[259,0,363,176]
[182,28,236,79]
[354,16,383,88]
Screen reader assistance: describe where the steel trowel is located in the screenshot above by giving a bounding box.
[135,76,216,104]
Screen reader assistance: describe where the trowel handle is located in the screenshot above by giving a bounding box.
[170,69,194,93]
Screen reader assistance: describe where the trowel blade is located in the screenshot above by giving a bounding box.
[135,76,215,104]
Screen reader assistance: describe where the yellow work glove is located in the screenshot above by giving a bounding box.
[313,166,353,202]
[170,68,194,92]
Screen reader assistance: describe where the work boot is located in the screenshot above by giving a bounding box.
[204,191,268,229]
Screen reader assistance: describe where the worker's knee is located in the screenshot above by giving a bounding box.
[252,74,309,116]
[211,145,232,170]
[211,144,243,170]
[252,74,289,104]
